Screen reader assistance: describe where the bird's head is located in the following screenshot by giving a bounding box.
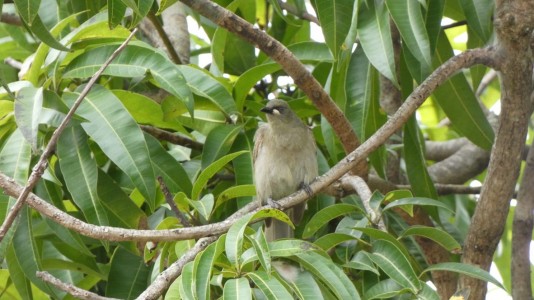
[260,99,299,125]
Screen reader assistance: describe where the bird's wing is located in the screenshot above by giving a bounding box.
[253,124,268,164]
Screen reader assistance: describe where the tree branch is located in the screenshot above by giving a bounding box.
[140,125,204,151]
[0,28,138,242]
[136,237,217,299]
[37,272,118,300]
[460,2,534,298]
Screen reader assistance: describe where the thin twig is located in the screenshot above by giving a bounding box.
[157,176,191,227]
[136,236,217,299]
[147,12,182,64]
[141,125,203,151]
[278,1,319,24]
[0,28,138,241]
[37,271,118,300]
[341,175,386,231]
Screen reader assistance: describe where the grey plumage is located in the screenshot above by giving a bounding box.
[253,99,318,241]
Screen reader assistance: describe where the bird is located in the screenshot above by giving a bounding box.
[253,99,318,241]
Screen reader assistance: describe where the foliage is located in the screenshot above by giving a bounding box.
[0,0,511,299]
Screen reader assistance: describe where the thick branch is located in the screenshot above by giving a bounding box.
[37,272,117,300]
[178,0,367,175]
[460,2,534,298]
[511,140,534,299]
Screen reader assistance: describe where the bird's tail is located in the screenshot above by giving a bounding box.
[265,202,305,241]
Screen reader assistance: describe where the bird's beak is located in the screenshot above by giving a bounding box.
[261,107,279,115]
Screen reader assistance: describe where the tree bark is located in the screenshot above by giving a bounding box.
[460,1,534,299]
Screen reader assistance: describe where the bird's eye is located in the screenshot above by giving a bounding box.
[274,106,284,112]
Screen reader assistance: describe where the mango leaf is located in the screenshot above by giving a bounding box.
[358,0,397,85]
[364,278,409,299]
[303,204,365,239]
[215,185,256,210]
[145,133,192,195]
[223,278,252,300]
[63,43,194,116]
[386,0,432,76]
[246,271,293,299]
[399,225,462,253]
[192,150,248,200]
[106,247,151,298]
[422,262,506,290]
[108,0,127,29]
[313,0,354,59]
[296,252,361,299]
[57,126,110,227]
[241,239,318,265]
[314,233,356,251]
[383,197,454,215]
[194,239,224,300]
[291,271,324,300]
[246,230,271,274]
[458,0,493,42]
[179,263,195,299]
[202,125,242,168]
[14,86,42,150]
[370,239,422,293]
[433,33,494,150]
[13,0,40,24]
[226,209,289,267]
[346,251,379,275]
[178,65,237,117]
[63,86,156,210]
[97,170,145,229]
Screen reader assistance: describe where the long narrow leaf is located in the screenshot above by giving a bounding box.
[63,86,156,209]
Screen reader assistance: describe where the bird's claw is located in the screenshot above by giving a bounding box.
[299,182,314,197]
[267,197,282,210]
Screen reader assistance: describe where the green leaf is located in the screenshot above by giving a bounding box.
[14,0,40,24]
[345,46,369,138]
[202,125,242,169]
[194,240,224,300]
[433,33,494,150]
[346,251,380,275]
[364,278,408,299]
[108,0,127,29]
[458,0,493,42]
[223,278,252,300]
[106,247,151,298]
[144,135,192,196]
[63,86,156,210]
[417,283,441,300]
[314,233,356,251]
[63,43,194,116]
[215,185,256,210]
[57,126,110,227]
[14,86,42,150]
[358,0,397,85]
[241,240,318,266]
[370,239,422,293]
[23,14,70,51]
[291,271,324,300]
[400,225,462,253]
[246,271,293,299]
[179,263,195,299]
[386,0,432,76]
[313,0,354,59]
[303,204,364,239]
[296,252,361,299]
[226,209,286,267]
[422,262,506,291]
[246,230,271,274]
[192,150,248,200]
[178,65,237,117]
[383,197,454,215]
[97,170,145,228]
[113,90,184,132]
